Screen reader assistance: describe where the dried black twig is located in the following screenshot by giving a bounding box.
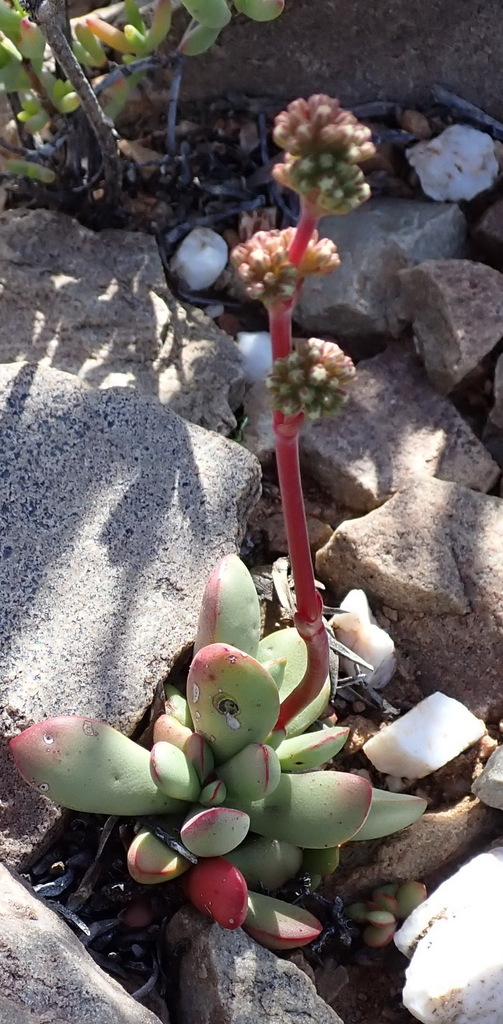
[166,51,184,156]
[432,84,503,140]
[29,0,120,198]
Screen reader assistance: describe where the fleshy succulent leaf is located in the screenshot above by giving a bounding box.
[9,717,182,815]
[181,0,231,27]
[149,741,201,802]
[184,731,215,784]
[233,0,284,21]
[395,880,427,919]
[164,685,193,728]
[153,713,193,749]
[225,835,302,890]
[181,805,250,856]
[178,19,221,54]
[182,856,248,929]
[362,920,397,948]
[187,643,280,763]
[257,628,330,737]
[274,726,349,772]
[216,743,281,801]
[127,827,191,883]
[229,771,372,848]
[349,789,427,842]
[193,554,261,658]
[301,845,340,878]
[199,778,227,806]
[243,891,322,949]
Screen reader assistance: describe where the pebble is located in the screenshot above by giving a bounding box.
[236,331,273,382]
[407,124,498,201]
[395,848,503,1024]
[363,692,486,778]
[170,227,228,291]
[330,589,397,690]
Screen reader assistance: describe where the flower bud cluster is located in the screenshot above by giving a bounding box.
[272,95,375,215]
[231,228,340,307]
[266,337,356,419]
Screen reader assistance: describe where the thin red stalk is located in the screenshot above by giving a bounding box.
[287,203,318,267]
[269,291,329,730]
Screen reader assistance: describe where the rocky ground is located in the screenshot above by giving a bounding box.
[2,42,503,1024]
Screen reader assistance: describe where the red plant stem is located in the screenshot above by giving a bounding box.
[287,203,318,267]
[269,253,329,728]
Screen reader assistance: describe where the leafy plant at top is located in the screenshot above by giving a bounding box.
[9,95,427,950]
[0,0,284,195]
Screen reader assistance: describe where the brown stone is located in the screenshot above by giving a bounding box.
[398,259,503,393]
[316,479,503,718]
[472,197,503,260]
[325,797,500,902]
[177,0,503,126]
[299,345,499,512]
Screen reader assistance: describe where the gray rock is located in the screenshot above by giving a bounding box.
[0,208,244,434]
[165,906,344,1024]
[0,363,260,869]
[473,746,503,809]
[298,345,499,512]
[316,479,503,719]
[0,863,163,1024]
[489,352,503,430]
[241,379,276,463]
[295,199,466,339]
[398,259,503,393]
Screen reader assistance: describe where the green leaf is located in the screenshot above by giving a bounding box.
[349,789,427,842]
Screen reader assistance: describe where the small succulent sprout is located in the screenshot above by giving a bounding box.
[85,16,133,55]
[244,892,322,950]
[370,890,399,916]
[127,827,191,884]
[260,657,287,690]
[153,713,193,750]
[9,717,182,815]
[0,0,21,36]
[362,911,397,949]
[73,23,108,66]
[199,778,227,806]
[274,725,349,772]
[18,18,45,60]
[231,770,372,848]
[180,805,250,856]
[233,0,284,20]
[182,857,248,929]
[5,158,55,183]
[225,836,302,890]
[0,30,21,61]
[216,743,281,800]
[181,0,231,28]
[184,732,215,785]
[193,553,261,658]
[150,741,202,802]
[266,338,356,420]
[349,789,427,842]
[187,643,280,763]
[164,685,193,729]
[395,880,427,919]
[50,79,80,115]
[178,19,221,53]
[144,0,173,49]
[302,845,340,879]
[257,627,331,737]
[346,901,371,925]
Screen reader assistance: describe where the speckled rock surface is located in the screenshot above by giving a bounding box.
[316,479,503,719]
[489,352,503,430]
[294,199,466,339]
[0,208,244,434]
[165,906,344,1024]
[397,259,503,393]
[0,363,260,869]
[0,863,163,1024]
[298,345,498,512]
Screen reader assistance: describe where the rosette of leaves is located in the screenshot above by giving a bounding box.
[11,555,426,950]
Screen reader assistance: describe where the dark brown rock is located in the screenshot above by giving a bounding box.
[472,197,503,260]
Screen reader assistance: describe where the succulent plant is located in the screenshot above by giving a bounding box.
[347,880,427,947]
[11,553,427,951]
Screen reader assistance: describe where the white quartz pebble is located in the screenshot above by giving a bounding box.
[236,331,273,382]
[406,124,498,202]
[330,589,396,689]
[395,848,503,1024]
[363,692,485,778]
[170,227,228,291]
